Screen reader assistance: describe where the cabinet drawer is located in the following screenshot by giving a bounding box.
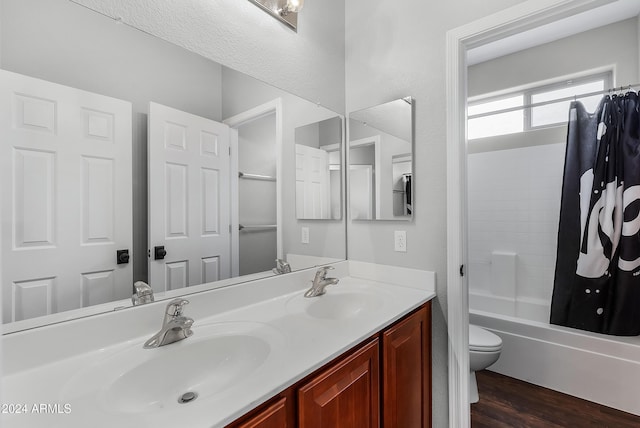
[298,339,380,428]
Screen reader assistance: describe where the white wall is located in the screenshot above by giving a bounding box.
[468,18,639,96]
[71,0,346,114]
[296,122,321,148]
[319,117,342,149]
[345,1,527,425]
[296,117,342,149]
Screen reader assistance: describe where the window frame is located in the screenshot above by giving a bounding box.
[467,70,613,139]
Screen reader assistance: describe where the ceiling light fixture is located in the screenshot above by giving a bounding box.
[248,0,305,31]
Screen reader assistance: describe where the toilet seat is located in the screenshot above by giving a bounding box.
[469,324,502,352]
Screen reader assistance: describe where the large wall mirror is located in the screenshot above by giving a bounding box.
[0,0,346,332]
[348,97,414,221]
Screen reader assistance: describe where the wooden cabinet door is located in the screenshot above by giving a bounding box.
[298,339,380,428]
[382,303,432,428]
[229,396,290,428]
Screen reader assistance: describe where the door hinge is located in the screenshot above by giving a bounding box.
[228,146,231,157]
[459,264,465,277]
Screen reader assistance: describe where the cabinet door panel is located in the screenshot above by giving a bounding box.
[382,303,432,428]
[298,339,379,428]
[229,396,291,428]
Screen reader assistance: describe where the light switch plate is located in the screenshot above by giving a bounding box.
[394,230,407,252]
[301,227,310,244]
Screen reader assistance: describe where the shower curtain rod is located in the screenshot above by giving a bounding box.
[468,83,640,120]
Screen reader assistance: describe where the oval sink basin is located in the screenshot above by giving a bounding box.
[104,334,269,413]
[287,286,389,320]
[60,321,284,414]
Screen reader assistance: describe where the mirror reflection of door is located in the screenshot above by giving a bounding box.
[148,102,231,293]
[295,144,330,219]
[349,139,378,220]
[294,116,343,220]
[0,69,133,323]
[237,112,278,276]
[349,165,374,220]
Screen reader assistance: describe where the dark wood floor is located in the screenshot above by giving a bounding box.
[471,370,640,428]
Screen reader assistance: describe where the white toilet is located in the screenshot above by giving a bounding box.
[469,324,503,403]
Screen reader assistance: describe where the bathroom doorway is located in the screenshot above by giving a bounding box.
[237,112,277,275]
[445,0,640,425]
[224,99,283,277]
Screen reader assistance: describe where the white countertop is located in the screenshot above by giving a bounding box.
[1,261,435,428]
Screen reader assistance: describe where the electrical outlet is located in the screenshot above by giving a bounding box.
[394,230,407,252]
[301,227,310,244]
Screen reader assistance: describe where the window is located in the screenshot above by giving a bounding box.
[467,72,612,140]
[468,95,524,139]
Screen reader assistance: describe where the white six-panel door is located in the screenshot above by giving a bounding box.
[295,144,330,219]
[0,69,133,323]
[148,102,231,292]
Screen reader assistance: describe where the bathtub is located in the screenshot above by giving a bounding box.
[470,307,640,416]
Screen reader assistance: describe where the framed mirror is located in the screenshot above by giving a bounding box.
[294,116,343,220]
[348,97,414,221]
[0,0,346,332]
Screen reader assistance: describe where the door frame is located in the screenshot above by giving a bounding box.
[349,136,381,219]
[445,0,614,426]
[224,98,283,277]
[348,164,374,220]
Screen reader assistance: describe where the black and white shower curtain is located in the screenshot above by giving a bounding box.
[551,92,640,336]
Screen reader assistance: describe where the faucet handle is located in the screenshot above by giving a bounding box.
[132,281,154,305]
[273,258,292,274]
[279,259,291,273]
[134,281,152,294]
[165,298,189,316]
[318,265,334,274]
[314,265,335,281]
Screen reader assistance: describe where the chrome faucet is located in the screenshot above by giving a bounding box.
[273,258,292,275]
[304,266,339,298]
[132,281,154,306]
[144,298,194,349]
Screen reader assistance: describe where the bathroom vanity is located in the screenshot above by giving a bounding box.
[1,261,435,428]
[228,301,431,428]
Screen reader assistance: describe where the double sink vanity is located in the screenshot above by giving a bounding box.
[2,261,435,427]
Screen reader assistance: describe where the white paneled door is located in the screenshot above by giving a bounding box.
[0,70,133,323]
[295,144,330,219]
[148,102,231,292]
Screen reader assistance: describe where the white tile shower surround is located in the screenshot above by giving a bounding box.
[1,261,435,428]
[467,143,565,321]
